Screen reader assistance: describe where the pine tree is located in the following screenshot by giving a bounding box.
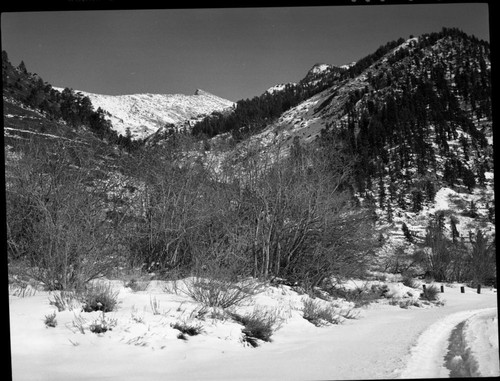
[450,216,460,242]
[465,200,479,218]
[397,191,407,210]
[386,201,394,223]
[378,175,386,210]
[424,179,436,202]
[462,167,476,192]
[411,189,424,213]
[459,134,469,161]
[402,222,413,243]
[18,60,27,73]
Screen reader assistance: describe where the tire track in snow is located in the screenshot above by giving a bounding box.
[399,307,496,379]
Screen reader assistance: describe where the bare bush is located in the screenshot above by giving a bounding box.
[49,291,80,312]
[177,275,259,309]
[327,283,383,307]
[171,321,204,338]
[6,139,125,290]
[89,311,117,334]
[44,311,57,327]
[302,298,344,326]
[80,282,120,312]
[467,230,496,286]
[229,306,283,347]
[420,285,440,301]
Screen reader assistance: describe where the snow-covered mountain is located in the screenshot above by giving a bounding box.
[55,87,235,139]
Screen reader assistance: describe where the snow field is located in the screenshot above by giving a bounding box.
[9,278,498,380]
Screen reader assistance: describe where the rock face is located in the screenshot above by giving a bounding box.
[65,88,235,139]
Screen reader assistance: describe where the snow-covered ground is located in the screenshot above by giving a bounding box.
[9,279,498,380]
[400,307,498,378]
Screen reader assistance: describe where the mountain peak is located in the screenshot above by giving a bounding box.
[308,63,332,75]
[194,88,212,96]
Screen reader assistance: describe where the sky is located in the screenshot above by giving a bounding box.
[1,3,490,102]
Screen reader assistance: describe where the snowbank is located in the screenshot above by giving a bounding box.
[399,307,497,378]
[464,309,499,376]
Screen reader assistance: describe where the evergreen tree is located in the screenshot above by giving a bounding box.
[424,179,436,202]
[450,216,460,242]
[462,167,476,192]
[386,201,394,223]
[465,200,479,218]
[397,191,407,211]
[411,189,424,213]
[18,60,27,73]
[402,222,413,243]
[378,175,386,210]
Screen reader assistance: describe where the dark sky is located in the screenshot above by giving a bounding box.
[1,3,490,101]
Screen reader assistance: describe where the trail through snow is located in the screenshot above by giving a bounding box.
[399,307,497,378]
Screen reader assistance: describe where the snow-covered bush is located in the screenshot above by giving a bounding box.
[230,307,283,347]
[49,290,80,312]
[302,298,343,326]
[383,283,416,299]
[171,321,204,339]
[327,283,383,307]
[89,311,117,334]
[44,311,57,327]
[401,273,419,289]
[80,282,120,312]
[390,298,421,309]
[420,285,440,301]
[9,282,38,298]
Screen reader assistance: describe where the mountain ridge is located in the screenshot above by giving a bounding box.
[53,86,235,140]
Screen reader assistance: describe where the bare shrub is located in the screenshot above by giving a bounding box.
[302,298,344,326]
[171,321,204,338]
[89,311,117,334]
[179,276,258,309]
[401,273,419,289]
[327,283,383,307]
[6,139,125,291]
[420,285,440,301]
[80,282,120,312]
[49,291,80,312]
[229,307,283,347]
[10,283,38,298]
[44,311,57,327]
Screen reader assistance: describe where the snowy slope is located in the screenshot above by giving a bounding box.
[54,87,235,139]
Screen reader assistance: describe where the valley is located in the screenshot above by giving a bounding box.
[4,26,497,380]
